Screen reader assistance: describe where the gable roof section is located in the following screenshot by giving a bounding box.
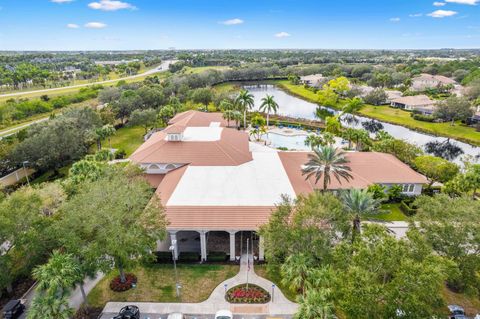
[130,127,252,166]
[169,110,229,127]
[391,95,434,107]
[278,151,428,195]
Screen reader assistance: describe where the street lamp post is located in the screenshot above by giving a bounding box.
[169,240,180,298]
[22,161,30,187]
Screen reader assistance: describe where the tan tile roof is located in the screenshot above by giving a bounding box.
[130,127,253,166]
[164,206,275,231]
[391,95,434,107]
[278,151,428,195]
[169,110,229,127]
[416,74,456,85]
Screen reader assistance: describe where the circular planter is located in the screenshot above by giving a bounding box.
[109,273,137,292]
[225,284,271,304]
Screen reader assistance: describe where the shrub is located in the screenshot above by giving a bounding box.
[399,200,417,216]
[109,273,137,292]
[115,149,127,159]
[154,251,173,263]
[208,251,227,262]
[178,252,200,262]
[226,284,271,304]
[412,113,435,122]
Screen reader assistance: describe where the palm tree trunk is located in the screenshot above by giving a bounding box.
[244,110,247,130]
[118,262,126,283]
[352,215,361,242]
[266,112,270,128]
[97,139,101,151]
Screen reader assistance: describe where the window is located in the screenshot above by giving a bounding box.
[402,184,415,193]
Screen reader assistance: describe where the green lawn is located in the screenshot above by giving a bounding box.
[254,265,298,302]
[182,66,230,74]
[88,263,239,307]
[275,80,480,146]
[365,203,408,222]
[104,125,145,156]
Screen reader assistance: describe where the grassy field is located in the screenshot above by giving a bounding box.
[182,66,230,74]
[102,125,145,156]
[87,263,239,307]
[275,80,480,146]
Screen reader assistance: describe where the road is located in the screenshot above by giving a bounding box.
[0,60,176,99]
[0,60,176,140]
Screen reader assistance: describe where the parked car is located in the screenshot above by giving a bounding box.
[167,313,186,319]
[113,305,140,319]
[448,305,466,319]
[2,299,25,319]
[215,310,233,319]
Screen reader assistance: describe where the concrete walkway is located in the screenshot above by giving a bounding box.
[102,255,298,316]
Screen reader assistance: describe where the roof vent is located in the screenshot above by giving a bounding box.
[167,133,183,142]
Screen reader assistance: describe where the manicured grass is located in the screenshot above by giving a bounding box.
[213,82,240,94]
[31,164,71,185]
[254,265,297,302]
[365,203,408,222]
[87,263,239,307]
[275,80,480,146]
[104,125,145,157]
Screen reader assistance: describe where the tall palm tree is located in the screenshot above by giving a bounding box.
[340,188,382,240]
[33,250,81,298]
[235,89,255,129]
[259,94,279,127]
[222,109,235,127]
[295,289,336,319]
[302,146,353,192]
[281,253,314,297]
[341,97,364,124]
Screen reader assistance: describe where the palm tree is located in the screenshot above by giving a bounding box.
[295,289,336,319]
[259,94,278,127]
[235,89,255,129]
[302,146,353,192]
[27,294,73,319]
[281,253,314,296]
[340,188,382,240]
[341,97,364,124]
[33,250,81,298]
[222,109,235,127]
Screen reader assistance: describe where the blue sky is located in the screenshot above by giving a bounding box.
[0,0,479,50]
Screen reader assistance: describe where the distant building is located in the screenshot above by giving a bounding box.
[351,85,375,97]
[300,74,327,88]
[411,73,456,91]
[472,105,480,123]
[385,90,403,103]
[390,95,436,115]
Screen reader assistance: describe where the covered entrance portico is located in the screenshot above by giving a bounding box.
[166,229,264,262]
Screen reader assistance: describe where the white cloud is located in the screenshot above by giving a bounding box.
[427,9,458,17]
[409,13,423,17]
[275,31,291,38]
[390,17,401,22]
[85,22,107,29]
[445,0,479,4]
[51,0,74,3]
[220,18,244,25]
[66,23,80,29]
[433,1,446,6]
[88,0,135,11]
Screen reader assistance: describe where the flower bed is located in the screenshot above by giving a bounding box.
[225,284,271,304]
[109,273,137,292]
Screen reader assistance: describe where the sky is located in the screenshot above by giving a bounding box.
[0,0,480,50]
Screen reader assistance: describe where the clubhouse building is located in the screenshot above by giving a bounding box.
[130,111,428,262]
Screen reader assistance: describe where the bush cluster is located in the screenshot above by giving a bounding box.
[226,284,271,304]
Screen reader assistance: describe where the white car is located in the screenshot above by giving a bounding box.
[167,313,185,319]
[215,310,233,319]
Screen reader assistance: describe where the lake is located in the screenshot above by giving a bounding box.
[245,84,479,163]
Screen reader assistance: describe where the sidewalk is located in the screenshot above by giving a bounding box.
[102,254,298,316]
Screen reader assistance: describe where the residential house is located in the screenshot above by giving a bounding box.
[129,110,428,262]
[390,95,436,115]
[411,73,457,91]
[300,74,327,88]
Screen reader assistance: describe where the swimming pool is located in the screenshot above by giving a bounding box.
[261,132,311,151]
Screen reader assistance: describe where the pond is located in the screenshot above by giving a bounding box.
[245,84,480,163]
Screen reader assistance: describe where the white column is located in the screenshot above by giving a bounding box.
[169,231,178,260]
[259,235,265,261]
[229,231,237,261]
[199,231,207,262]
